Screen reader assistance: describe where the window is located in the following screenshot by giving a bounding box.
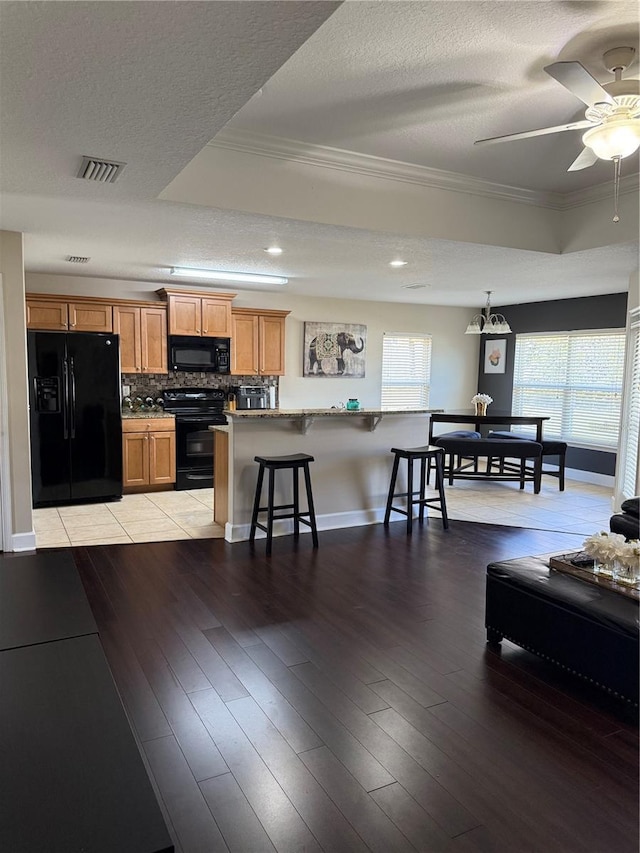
[381,332,431,410]
[619,309,640,499]
[512,330,626,449]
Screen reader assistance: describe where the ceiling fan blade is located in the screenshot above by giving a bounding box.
[474,119,593,146]
[543,60,614,107]
[567,147,598,171]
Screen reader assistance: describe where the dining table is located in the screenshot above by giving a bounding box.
[428,410,550,443]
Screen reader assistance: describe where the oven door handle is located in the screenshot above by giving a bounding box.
[177,417,224,424]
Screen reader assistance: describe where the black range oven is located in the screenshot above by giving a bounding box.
[162,388,227,490]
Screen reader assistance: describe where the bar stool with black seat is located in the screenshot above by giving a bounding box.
[384,445,449,534]
[250,453,319,555]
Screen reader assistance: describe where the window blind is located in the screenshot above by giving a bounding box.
[381,332,432,410]
[512,330,626,448]
[621,311,640,498]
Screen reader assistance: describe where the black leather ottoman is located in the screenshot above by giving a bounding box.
[610,497,640,540]
[485,556,639,706]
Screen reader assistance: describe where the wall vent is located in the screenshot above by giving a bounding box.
[66,255,90,264]
[77,156,126,183]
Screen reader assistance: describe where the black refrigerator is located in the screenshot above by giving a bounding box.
[28,331,123,507]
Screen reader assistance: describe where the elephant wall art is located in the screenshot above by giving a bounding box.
[303,322,367,377]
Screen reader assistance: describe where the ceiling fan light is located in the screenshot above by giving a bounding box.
[582,119,640,160]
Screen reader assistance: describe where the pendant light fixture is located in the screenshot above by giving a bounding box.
[464,291,512,335]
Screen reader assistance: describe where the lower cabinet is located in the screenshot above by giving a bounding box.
[122,418,176,489]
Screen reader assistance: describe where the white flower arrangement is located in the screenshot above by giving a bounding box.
[582,531,627,564]
[618,540,640,573]
[471,393,493,405]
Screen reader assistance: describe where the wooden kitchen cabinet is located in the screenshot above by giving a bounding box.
[26,295,113,332]
[122,418,176,490]
[113,304,167,374]
[231,308,290,376]
[157,288,236,338]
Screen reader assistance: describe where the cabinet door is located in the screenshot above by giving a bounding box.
[122,433,149,487]
[140,307,167,374]
[113,306,141,373]
[68,302,113,333]
[149,431,176,484]
[202,298,231,337]
[231,313,259,375]
[168,295,201,336]
[26,299,68,330]
[259,315,286,375]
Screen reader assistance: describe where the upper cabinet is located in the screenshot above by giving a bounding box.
[231,308,290,376]
[26,295,113,332]
[113,304,167,374]
[156,289,236,338]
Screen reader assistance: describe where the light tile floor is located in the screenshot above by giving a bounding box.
[33,478,614,549]
[34,488,225,548]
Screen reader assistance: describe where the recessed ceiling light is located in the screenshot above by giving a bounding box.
[171,267,288,285]
[264,247,283,255]
[390,260,408,267]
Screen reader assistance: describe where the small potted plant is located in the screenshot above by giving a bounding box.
[471,393,492,416]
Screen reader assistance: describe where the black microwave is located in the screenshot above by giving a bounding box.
[169,335,231,373]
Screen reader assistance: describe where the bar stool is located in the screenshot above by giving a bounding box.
[384,445,449,534]
[250,453,319,556]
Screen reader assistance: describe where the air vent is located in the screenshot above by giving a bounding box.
[66,255,90,264]
[77,156,126,183]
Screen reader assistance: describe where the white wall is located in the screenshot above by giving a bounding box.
[1,232,35,550]
[26,273,480,412]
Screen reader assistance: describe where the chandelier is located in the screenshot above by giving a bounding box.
[464,291,512,335]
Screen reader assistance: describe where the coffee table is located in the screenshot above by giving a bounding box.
[485,554,639,706]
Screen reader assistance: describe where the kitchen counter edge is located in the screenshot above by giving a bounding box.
[223,408,442,419]
[121,411,176,419]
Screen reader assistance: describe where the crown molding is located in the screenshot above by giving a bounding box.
[557,172,640,210]
[207,128,640,211]
[207,129,561,208]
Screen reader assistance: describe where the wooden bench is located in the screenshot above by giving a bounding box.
[432,436,542,493]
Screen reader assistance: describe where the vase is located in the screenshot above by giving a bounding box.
[612,560,640,586]
[474,402,487,417]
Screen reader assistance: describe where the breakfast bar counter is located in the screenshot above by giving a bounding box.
[212,408,441,541]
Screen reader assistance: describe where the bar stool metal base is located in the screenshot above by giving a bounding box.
[249,453,319,556]
[384,445,449,534]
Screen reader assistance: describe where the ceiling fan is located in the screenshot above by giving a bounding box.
[475,46,640,219]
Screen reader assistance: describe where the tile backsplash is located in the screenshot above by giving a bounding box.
[121,372,278,403]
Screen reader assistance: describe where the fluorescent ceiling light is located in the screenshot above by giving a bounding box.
[264,246,283,255]
[171,267,288,285]
[389,260,408,267]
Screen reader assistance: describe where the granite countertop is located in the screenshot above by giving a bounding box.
[224,407,441,418]
[121,411,175,419]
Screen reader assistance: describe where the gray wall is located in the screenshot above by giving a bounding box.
[476,292,628,476]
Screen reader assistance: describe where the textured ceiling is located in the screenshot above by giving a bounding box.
[0,1,638,308]
[227,0,640,193]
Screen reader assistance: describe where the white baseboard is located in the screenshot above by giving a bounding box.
[7,530,37,552]
[225,507,386,543]
[566,468,615,488]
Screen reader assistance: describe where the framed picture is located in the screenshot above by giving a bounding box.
[484,338,506,374]
[303,322,366,377]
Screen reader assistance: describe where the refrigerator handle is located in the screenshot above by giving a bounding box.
[69,357,76,439]
[62,359,70,440]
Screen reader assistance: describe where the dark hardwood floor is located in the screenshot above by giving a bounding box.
[65,520,638,853]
